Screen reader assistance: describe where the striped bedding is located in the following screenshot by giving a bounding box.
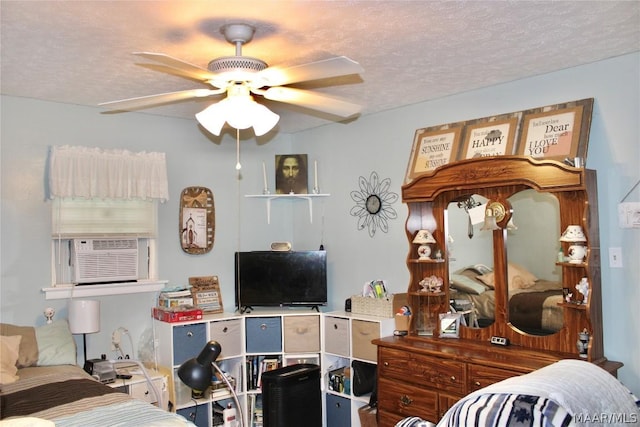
[0,365,194,426]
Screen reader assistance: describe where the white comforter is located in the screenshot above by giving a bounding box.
[439,359,639,426]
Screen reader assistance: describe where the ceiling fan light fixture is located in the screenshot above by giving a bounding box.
[195,102,226,136]
[196,90,279,136]
[251,103,280,136]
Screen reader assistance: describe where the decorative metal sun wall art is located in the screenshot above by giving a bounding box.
[350,171,399,237]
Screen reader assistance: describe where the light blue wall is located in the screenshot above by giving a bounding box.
[2,53,638,393]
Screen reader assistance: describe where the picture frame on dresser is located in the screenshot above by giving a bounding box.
[516,98,594,163]
[459,116,518,160]
[405,126,462,182]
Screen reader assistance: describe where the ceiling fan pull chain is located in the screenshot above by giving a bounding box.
[235,128,242,170]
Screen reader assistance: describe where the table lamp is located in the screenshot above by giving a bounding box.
[68,299,100,362]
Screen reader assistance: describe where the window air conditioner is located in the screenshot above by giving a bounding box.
[71,239,138,284]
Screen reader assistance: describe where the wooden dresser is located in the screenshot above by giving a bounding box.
[374,157,621,426]
[373,336,621,426]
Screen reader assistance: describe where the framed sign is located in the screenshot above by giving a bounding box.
[461,117,518,160]
[439,312,463,338]
[179,187,214,254]
[189,276,223,314]
[517,99,593,162]
[405,126,462,182]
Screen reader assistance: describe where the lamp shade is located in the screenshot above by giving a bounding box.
[68,300,100,334]
[177,341,222,392]
[560,225,587,242]
[413,229,436,244]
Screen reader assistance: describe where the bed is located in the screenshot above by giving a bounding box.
[0,320,194,426]
[396,359,640,427]
[449,263,564,334]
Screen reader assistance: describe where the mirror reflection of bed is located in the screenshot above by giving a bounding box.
[447,190,563,335]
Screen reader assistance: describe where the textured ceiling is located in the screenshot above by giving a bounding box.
[1,1,639,134]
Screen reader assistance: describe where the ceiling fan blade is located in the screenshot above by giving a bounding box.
[99,88,224,111]
[133,52,217,82]
[260,87,362,117]
[257,56,363,87]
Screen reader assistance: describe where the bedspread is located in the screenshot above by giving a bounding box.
[0,365,194,426]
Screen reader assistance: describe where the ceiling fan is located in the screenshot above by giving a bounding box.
[100,23,364,136]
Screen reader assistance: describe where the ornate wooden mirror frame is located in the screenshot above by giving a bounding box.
[402,156,604,362]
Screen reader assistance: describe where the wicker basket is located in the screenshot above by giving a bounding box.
[351,293,407,318]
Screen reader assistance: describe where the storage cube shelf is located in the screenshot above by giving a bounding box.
[323,311,395,427]
[154,310,323,427]
[154,310,391,427]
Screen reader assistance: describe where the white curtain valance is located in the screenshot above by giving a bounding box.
[48,145,169,202]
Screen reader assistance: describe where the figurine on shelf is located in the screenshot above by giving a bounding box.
[564,291,573,304]
[576,277,589,305]
[419,275,443,293]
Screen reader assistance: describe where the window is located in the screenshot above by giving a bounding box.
[48,146,168,286]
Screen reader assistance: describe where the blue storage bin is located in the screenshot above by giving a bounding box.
[246,317,282,353]
[172,323,206,365]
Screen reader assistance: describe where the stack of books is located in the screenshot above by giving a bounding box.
[158,289,193,308]
[153,288,202,323]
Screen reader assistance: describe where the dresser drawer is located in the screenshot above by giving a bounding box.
[351,319,379,362]
[283,315,320,353]
[324,316,350,356]
[468,364,523,392]
[246,317,282,353]
[378,377,438,422]
[172,323,206,365]
[378,347,465,394]
[209,319,242,358]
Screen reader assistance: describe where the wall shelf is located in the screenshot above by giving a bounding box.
[245,193,330,224]
[42,279,168,300]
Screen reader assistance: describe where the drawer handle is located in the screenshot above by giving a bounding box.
[145,390,149,396]
[260,323,267,330]
[400,395,413,406]
[186,331,193,337]
[223,327,228,333]
[333,324,338,330]
[450,376,456,382]
[474,381,481,387]
[296,327,309,334]
[383,362,389,367]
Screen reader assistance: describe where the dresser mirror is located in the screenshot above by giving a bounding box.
[505,189,563,335]
[446,189,563,333]
[446,194,495,328]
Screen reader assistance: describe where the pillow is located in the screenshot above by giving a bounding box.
[476,271,496,288]
[450,274,487,295]
[34,319,76,366]
[509,262,538,285]
[0,323,38,368]
[477,263,539,290]
[0,335,22,384]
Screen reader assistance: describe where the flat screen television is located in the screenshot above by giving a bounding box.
[235,250,327,312]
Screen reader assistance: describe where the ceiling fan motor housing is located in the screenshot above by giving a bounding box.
[207,56,267,74]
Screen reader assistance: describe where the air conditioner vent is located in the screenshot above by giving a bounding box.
[71,239,138,284]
